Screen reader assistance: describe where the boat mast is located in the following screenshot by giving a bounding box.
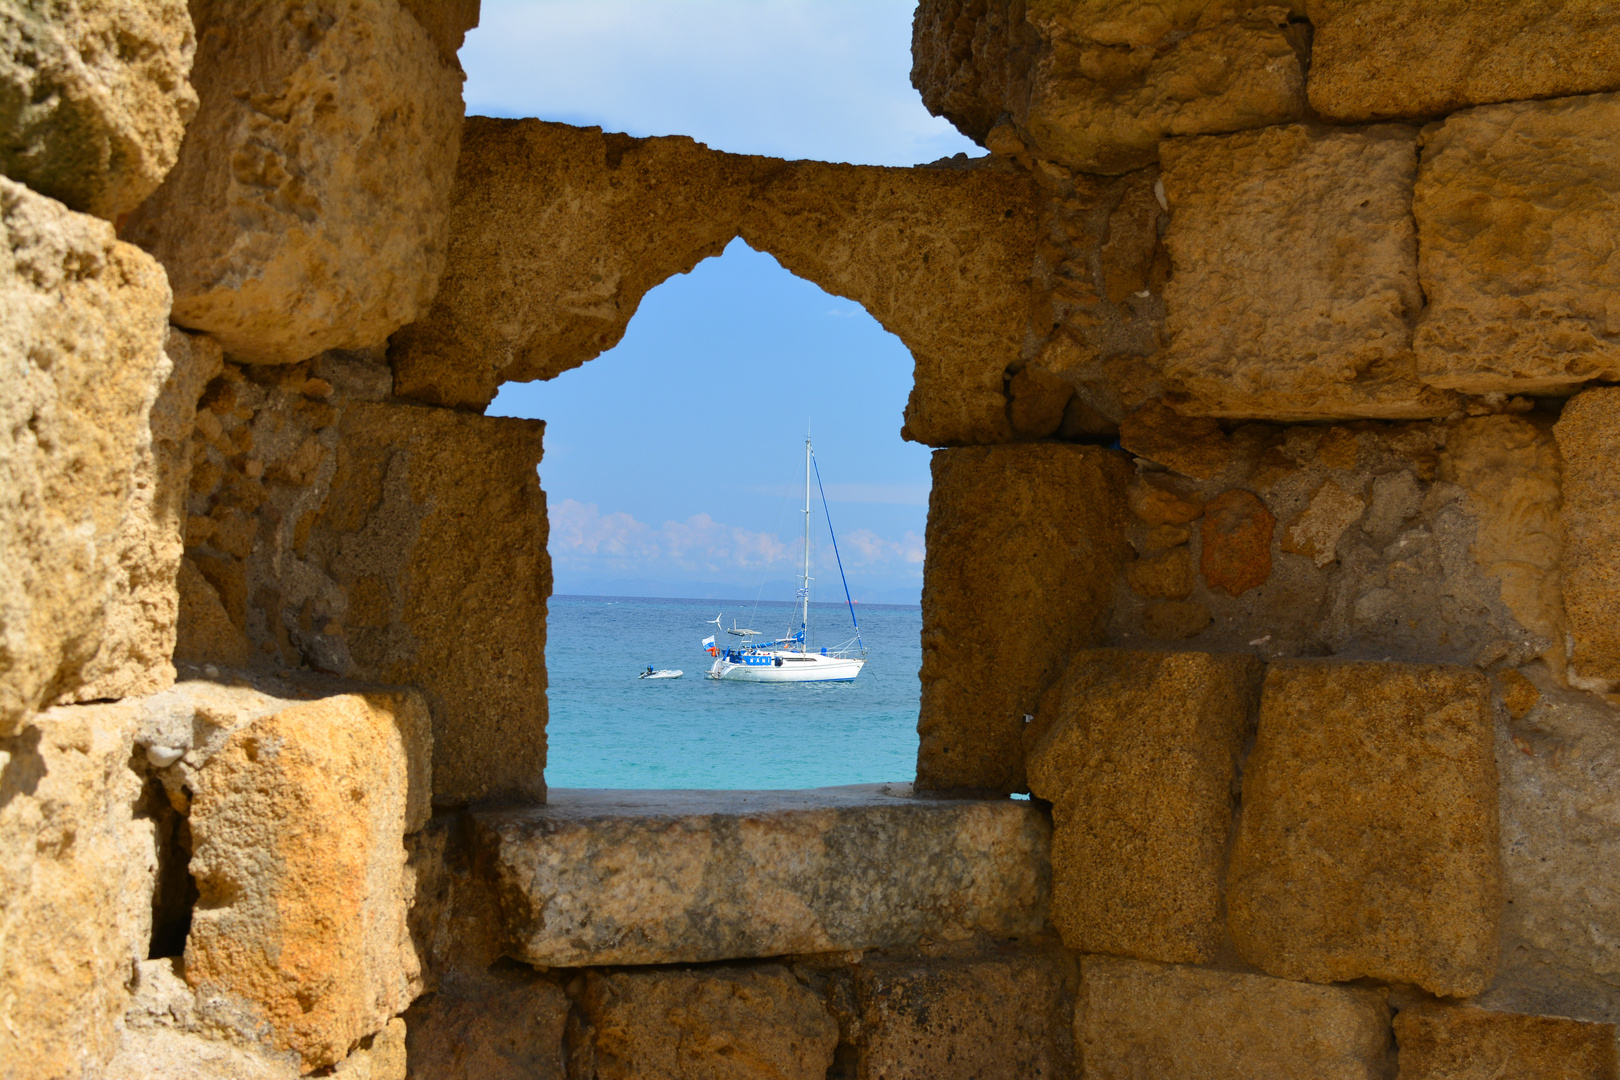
[801,433,812,652]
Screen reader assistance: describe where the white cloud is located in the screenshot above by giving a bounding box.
[550,499,789,572]
[550,499,922,579]
[841,529,925,567]
[462,0,978,166]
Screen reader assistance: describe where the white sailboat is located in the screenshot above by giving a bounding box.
[703,435,867,683]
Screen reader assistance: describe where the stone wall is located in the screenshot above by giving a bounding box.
[4,0,1620,1076]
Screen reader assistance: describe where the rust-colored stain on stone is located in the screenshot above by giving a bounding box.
[1199,490,1274,596]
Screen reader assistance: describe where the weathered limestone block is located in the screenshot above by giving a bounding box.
[69,328,223,703]
[0,0,198,218]
[109,959,409,1080]
[1490,672,1620,1024]
[310,402,550,806]
[911,0,1309,174]
[0,702,160,1080]
[181,680,432,1071]
[392,119,1040,447]
[475,786,1051,967]
[850,952,1076,1079]
[1020,166,1171,437]
[918,444,1132,793]
[1439,416,1564,672]
[741,160,1039,447]
[1025,649,1260,964]
[122,0,465,363]
[1414,94,1620,396]
[1160,124,1455,420]
[332,1020,408,1080]
[106,1029,301,1080]
[579,965,838,1080]
[1229,660,1501,997]
[395,0,479,67]
[1108,417,1562,669]
[173,355,550,805]
[390,118,768,409]
[0,176,173,735]
[1394,1003,1619,1080]
[109,957,304,1079]
[1553,389,1620,691]
[1118,402,1233,480]
[405,967,568,1080]
[1308,1,1620,123]
[1078,956,1393,1080]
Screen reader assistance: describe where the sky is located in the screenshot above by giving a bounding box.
[468,1,978,604]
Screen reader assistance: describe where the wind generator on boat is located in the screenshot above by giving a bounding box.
[703,435,867,683]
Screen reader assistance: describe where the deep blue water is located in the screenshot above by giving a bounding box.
[544,595,922,788]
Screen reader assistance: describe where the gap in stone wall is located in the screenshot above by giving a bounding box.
[490,238,933,791]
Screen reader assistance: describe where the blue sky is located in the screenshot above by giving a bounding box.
[469,1,977,603]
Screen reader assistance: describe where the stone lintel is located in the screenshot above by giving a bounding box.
[473,785,1052,967]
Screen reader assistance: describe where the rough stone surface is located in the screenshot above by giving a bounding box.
[332,1018,407,1080]
[849,951,1076,1080]
[0,702,160,1080]
[1141,600,1211,640]
[1554,389,1620,691]
[175,553,253,668]
[1160,123,1455,420]
[1129,478,1204,527]
[1280,479,1365,568]
[918,444,1132,793]
[0,0,198,218]
[1120,403,1232,480]
[475,786,1051,967]
[578,965,838,1080]
[107,1030,300,1080]
[177,356,551,806]
[389,118,767,410]
[1414,94,1620,396]
[1439,416,1565,675]
[1105,418,1561,672]
[392,119,1040,447]
[742,159,1039,448]
[405,967,568,1080]
[911,0,1309,174]
[122,0,465,363]
[311,401,549,806]
[1393,1003,1618,1080]
[1489,669,1620,1024]
[1125,546,1195,600]
[1026,649,1260,964]
[180,678,432,1070]
[108,959,407,1080]
[1078,955,1393,1080]
[1308,1,1620,123]
[68,328,223,704]
[1229,660,1501,997]
[1020,165,1172,434]
[1199,489,1275,597]
[0,176,173,735]
[396,0,479,67]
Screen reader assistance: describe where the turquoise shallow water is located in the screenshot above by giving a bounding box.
[544,595,922,788]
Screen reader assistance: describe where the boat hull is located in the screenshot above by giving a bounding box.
[706,652,864,683]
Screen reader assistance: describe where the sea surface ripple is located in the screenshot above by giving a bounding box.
[545,595,921,788]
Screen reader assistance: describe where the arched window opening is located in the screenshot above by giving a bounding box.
[491,239,930,789]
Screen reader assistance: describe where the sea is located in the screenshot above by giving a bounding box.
[544,595,922,789]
